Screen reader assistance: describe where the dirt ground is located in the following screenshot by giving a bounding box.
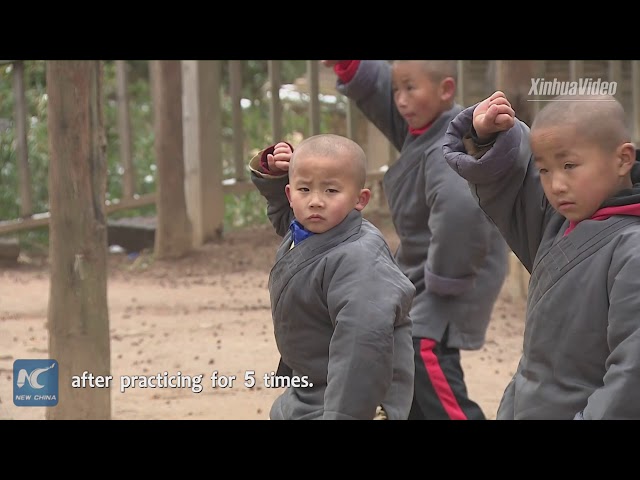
[0,209,527,420]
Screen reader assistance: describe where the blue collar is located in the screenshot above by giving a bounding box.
[289,220,314,245]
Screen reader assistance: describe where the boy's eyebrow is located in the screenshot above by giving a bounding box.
[318,178,345,186]
[553,149,573,159]
[291,177,346,186]
[533,159,547,169]
[533,149,574,163]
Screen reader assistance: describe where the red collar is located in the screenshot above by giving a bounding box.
[564,203,640,236]
[409,120,434,136]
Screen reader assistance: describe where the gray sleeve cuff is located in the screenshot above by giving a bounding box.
[443,105,525,185]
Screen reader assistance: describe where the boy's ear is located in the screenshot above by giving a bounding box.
[440,77,456,103]
[617,142,636,176]
[355,188,371,211]
[285,184,293,205]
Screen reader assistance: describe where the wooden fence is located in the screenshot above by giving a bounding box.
[1,60,639,244]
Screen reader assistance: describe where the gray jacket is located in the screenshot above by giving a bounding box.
[250,151,416,420]
[443,105,640,419]
[335,60,508,349]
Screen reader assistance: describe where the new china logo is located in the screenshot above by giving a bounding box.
[13,359,59,406]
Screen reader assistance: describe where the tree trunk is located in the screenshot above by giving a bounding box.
[46,61,111,420]
[149,60,193,259]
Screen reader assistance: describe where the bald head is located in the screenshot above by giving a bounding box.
[392,60,458,83]
[532,94,630,153]
[290,134,368,188]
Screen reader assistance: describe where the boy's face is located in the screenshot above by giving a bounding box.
[285,154,369,234]
[531,125,632,223]
[391,61,453,130]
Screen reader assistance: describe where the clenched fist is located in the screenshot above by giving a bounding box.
[267,142,293,174]
[472,91,516,142]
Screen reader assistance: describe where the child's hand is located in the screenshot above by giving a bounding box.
[472,91,515,142]
[267,142,292,173]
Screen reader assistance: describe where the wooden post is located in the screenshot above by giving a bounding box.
[268,61,282,143]
[570,61,584,82]
[307,60,321,136]
[608,60,622,85]
[366,122,393,209]
[492,60,504,90]
[13,60,32,218]
[346,99,359,140]
[456,60,465,106]
[182,60,224,247]
[531,60,546,117]
[115,60,135,199]
[46,60,110,420]
[150,60,193,258]
[229,61,246,182]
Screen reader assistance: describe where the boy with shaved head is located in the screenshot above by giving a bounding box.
[321,60,509,420]
[443,91,640,419]
[249,133,416,420]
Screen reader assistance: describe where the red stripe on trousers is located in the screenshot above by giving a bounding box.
[419,338,468,420]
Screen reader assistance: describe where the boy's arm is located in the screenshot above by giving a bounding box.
[580,247,640,419]
[323,245,415,420]
[323,60,407,152]
[442,102,550,272]
[249,143,293,238]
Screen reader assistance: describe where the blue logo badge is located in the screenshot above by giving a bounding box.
[13,359,59,407]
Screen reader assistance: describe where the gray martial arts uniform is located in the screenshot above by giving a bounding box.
[335,60,508,350]
[250,150,416,420]
[444,106,640,419]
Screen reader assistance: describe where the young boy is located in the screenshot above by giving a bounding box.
[321,60,509,420]
[249,133,416,420]
[442,90,640,420]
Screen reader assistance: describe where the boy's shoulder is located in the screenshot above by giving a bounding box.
[304,212,395,265]
[613,219,640,245]
[356,218,389,246]
[330,219,394,261]
[320,218,413,289]
[323,217,385,247]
